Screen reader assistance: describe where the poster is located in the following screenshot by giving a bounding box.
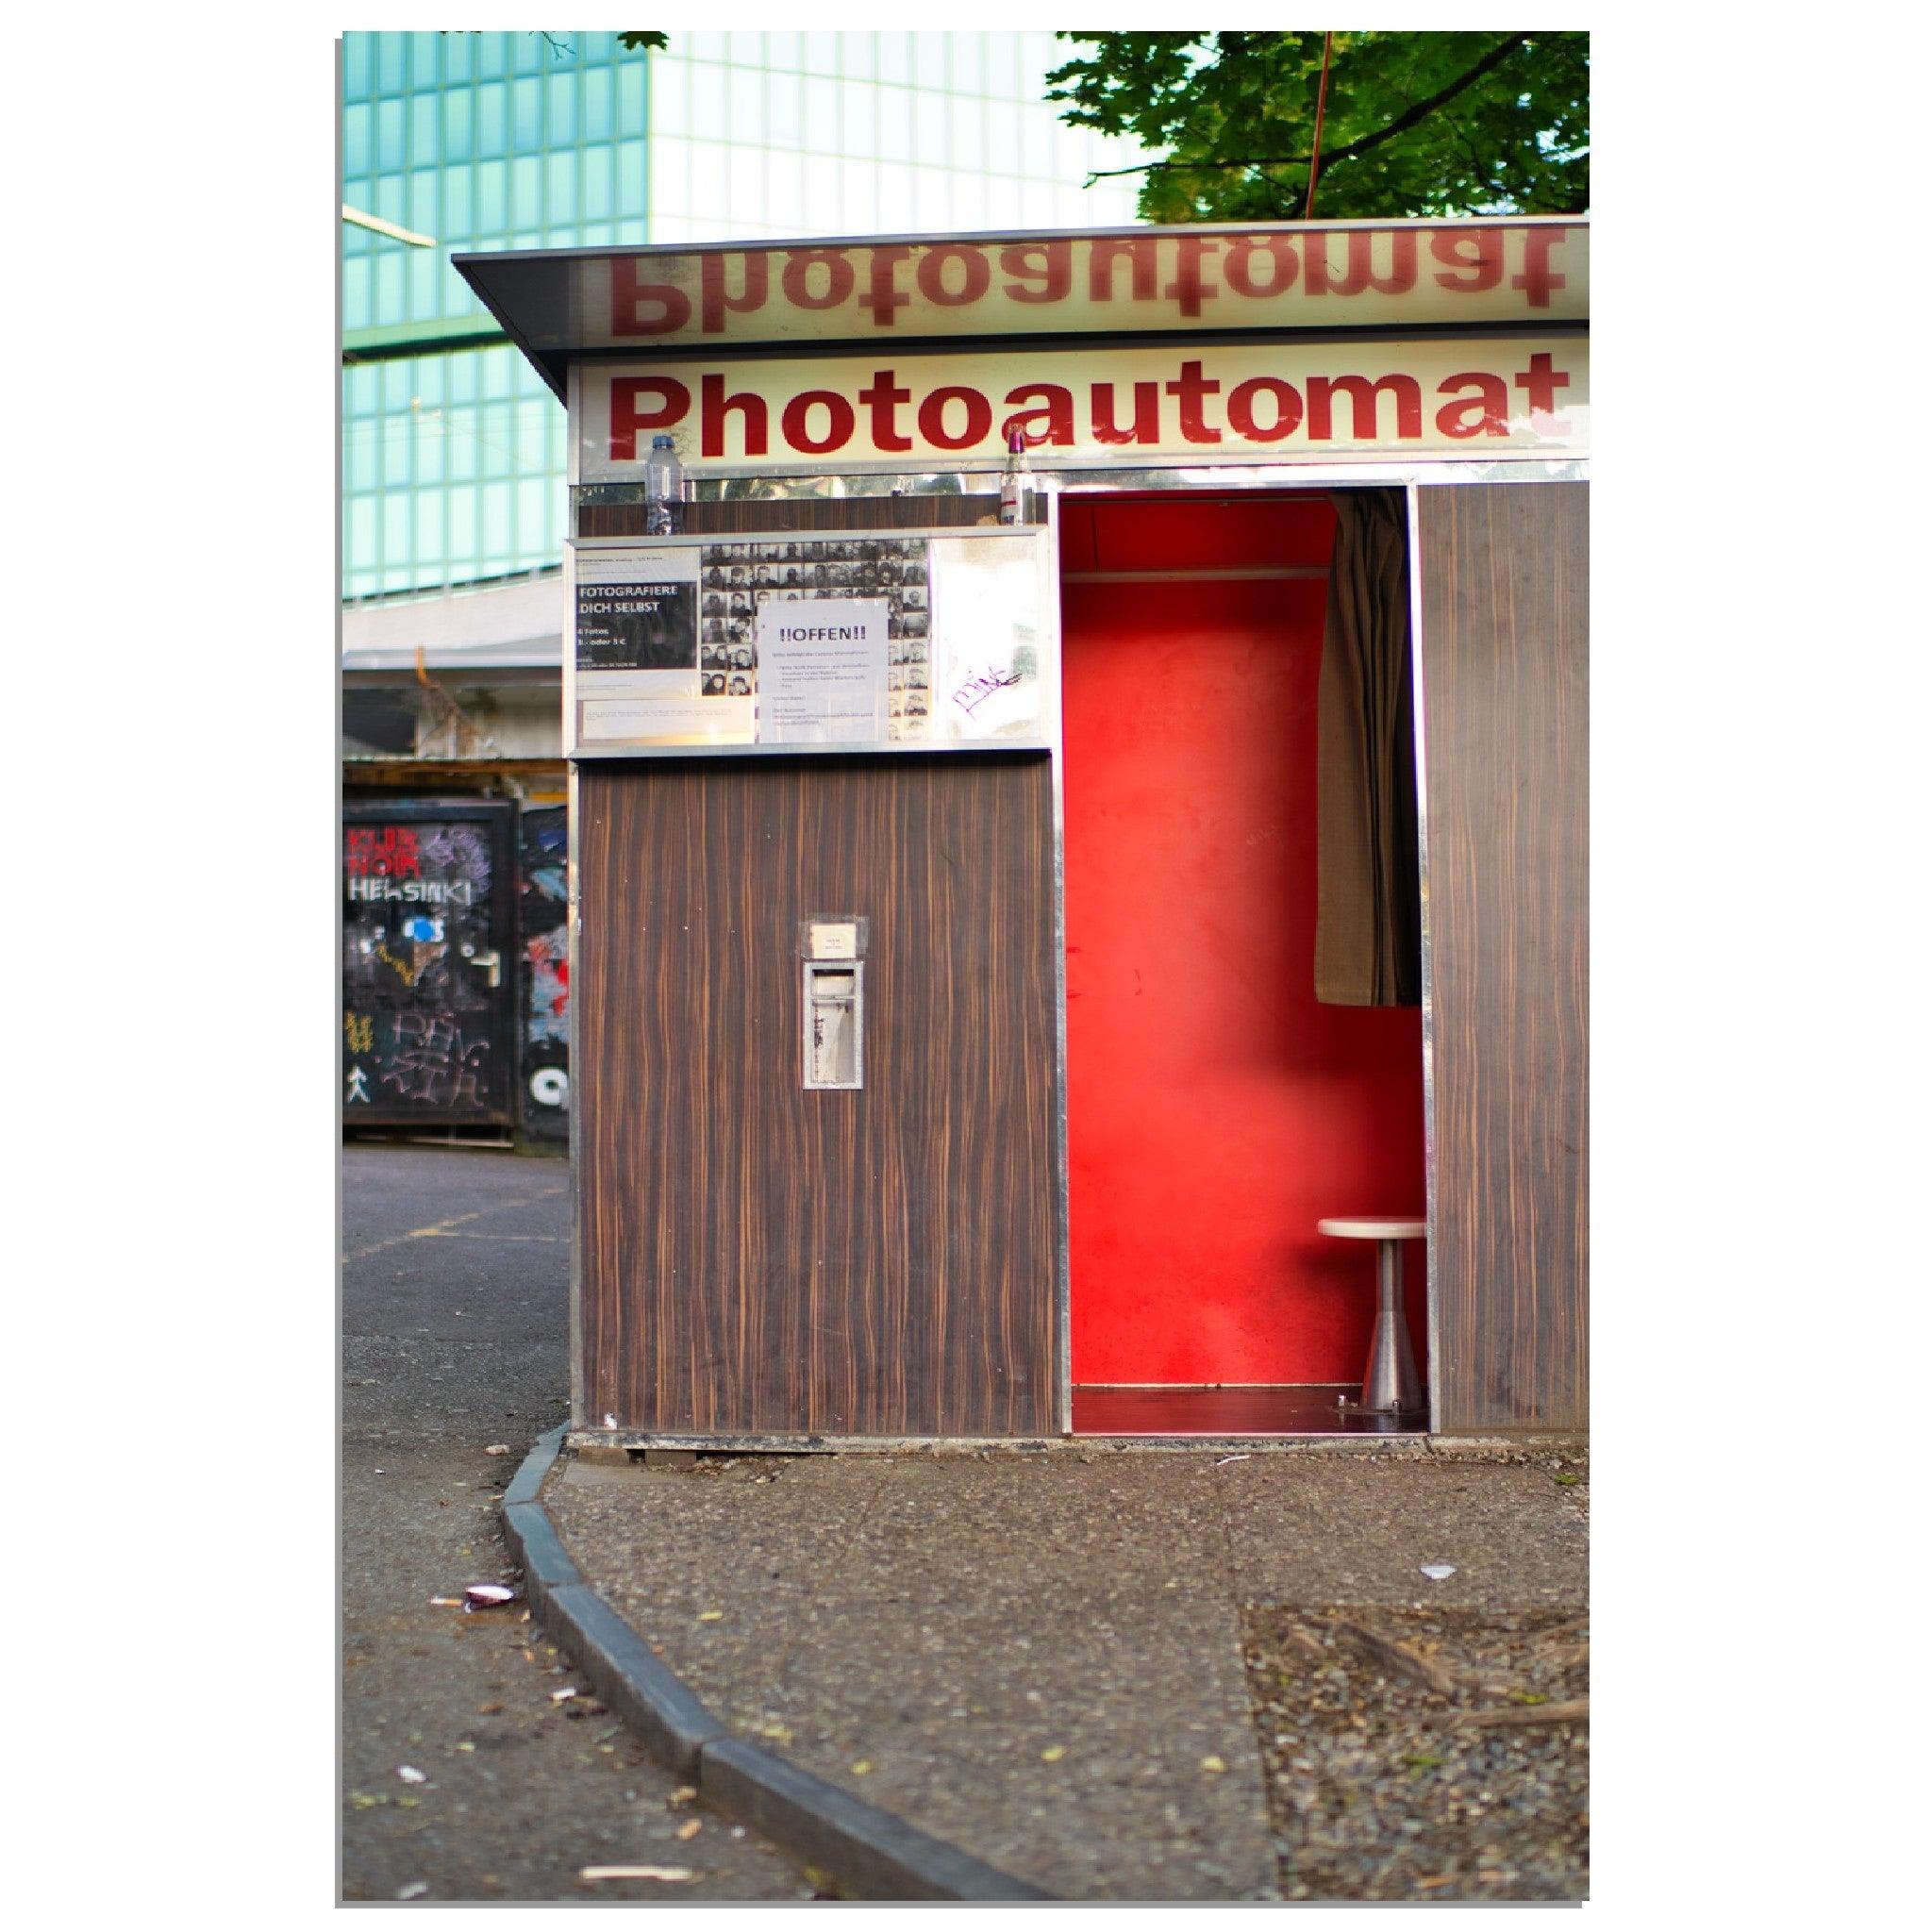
[758,598,890,744]
[570,536,941,749]
[699,537,932,738]
[574,548,698,670]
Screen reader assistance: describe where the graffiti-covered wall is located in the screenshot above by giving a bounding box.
[343,805,517,1124]
[518,805,570,1141]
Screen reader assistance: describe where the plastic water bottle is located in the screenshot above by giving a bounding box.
[644,433,683,536]
[999,426,1030,525]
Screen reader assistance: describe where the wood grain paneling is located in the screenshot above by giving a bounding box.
[1416,483,1588,1433]
[576,754,1061,1437]
[576,495,1012,539]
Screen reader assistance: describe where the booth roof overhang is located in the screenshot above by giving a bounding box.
[454,216,1589,403]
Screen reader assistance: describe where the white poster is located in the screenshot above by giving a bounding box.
[578,695,752,743]
[757,598,890,745]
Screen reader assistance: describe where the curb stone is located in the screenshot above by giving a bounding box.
[498,1426,1054,1903]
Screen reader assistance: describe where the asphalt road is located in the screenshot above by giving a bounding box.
[340,1143,803,1903]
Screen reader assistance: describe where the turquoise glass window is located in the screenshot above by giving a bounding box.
[343,34,372,100]
[383,491,410,563]
[584,67,612,140]
[512,154,541,227]
[548,71,577,144]
[475,158,506,232]
[377,99,404,171]
[618,58,644,132]
[375,251,403,325]
[546,150,575,218]
[476,80,507,156]
[414,490,443,560]
[514,75,541,147]
[443,88,472,162]
[341,257,371,332]
[410,93,438,165]
[443,166,472,240]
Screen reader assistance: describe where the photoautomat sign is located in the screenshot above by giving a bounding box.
[577,337,1588,476]
[462,222,1585,360]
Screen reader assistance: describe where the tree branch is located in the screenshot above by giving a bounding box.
[1081,33,1530,186]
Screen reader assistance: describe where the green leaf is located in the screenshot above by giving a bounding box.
[1048,29,1588,222]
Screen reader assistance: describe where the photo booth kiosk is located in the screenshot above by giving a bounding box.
[456,217,1589,1447]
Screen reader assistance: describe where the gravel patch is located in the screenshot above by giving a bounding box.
[1241,1604,1588,1902]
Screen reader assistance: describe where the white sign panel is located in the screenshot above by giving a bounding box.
[578,336,1587,478]
[757,598,890,745]
[536,223,1586,351]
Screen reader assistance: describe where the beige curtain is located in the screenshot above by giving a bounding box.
[1315,490,1422,1006]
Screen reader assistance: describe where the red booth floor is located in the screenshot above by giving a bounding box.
[1071,1384,1424,1439]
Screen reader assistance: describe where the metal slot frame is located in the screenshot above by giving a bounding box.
[802,958,865,1091]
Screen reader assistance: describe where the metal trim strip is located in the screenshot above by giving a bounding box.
[1406,480,1440,1433]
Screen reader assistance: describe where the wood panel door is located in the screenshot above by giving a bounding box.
[1416,482,1589,1432]
[575,755,1061,1437]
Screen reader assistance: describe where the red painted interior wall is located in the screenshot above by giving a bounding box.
[1060,491,1427,1386]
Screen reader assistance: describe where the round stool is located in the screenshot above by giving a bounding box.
[1318,1216,1425,1417]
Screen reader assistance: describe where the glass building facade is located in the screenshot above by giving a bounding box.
[341,30,1144,600]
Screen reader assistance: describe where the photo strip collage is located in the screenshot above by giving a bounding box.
[699,538,933,734]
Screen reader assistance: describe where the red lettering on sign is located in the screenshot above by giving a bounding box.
[701,373,769,458]
[916,385,993,450]
[916,244,991,307]
[1510,226,1568,308]
[1512,352,1572,432]
[858,369,913,451]
[780,390,856,454]
[610,375,691,459]
[345,825,421,878]
[1000,241,1073,305]
[1163,235,1221,317]
[1435,373,1511,439]
[701,253,769,333]
[1227,376,1303,442]
[1001,383,1075,446]
[1088,236,1159,302]
[1306,374,1424,441]
[1091,380,1161,445]
[1304,229,1417,296]
[1430,227,1505,292]
[609,255,691,336]
[1224,236,1299,298]
[782,249,855,310]
[861,245,912,325]
[1164,359,1223,442]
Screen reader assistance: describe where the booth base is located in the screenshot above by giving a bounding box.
[565,1386,1429,1456]
[1071,1384,1425,1439]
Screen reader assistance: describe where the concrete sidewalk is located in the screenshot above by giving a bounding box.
[542,1445,1588,1902]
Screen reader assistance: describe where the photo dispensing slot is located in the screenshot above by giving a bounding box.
[801,916,867,1091]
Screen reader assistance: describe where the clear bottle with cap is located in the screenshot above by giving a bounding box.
[644,433,684,536]
[998,426,1031,525]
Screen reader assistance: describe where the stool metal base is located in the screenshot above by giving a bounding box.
[1357,1237,1424,1417]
